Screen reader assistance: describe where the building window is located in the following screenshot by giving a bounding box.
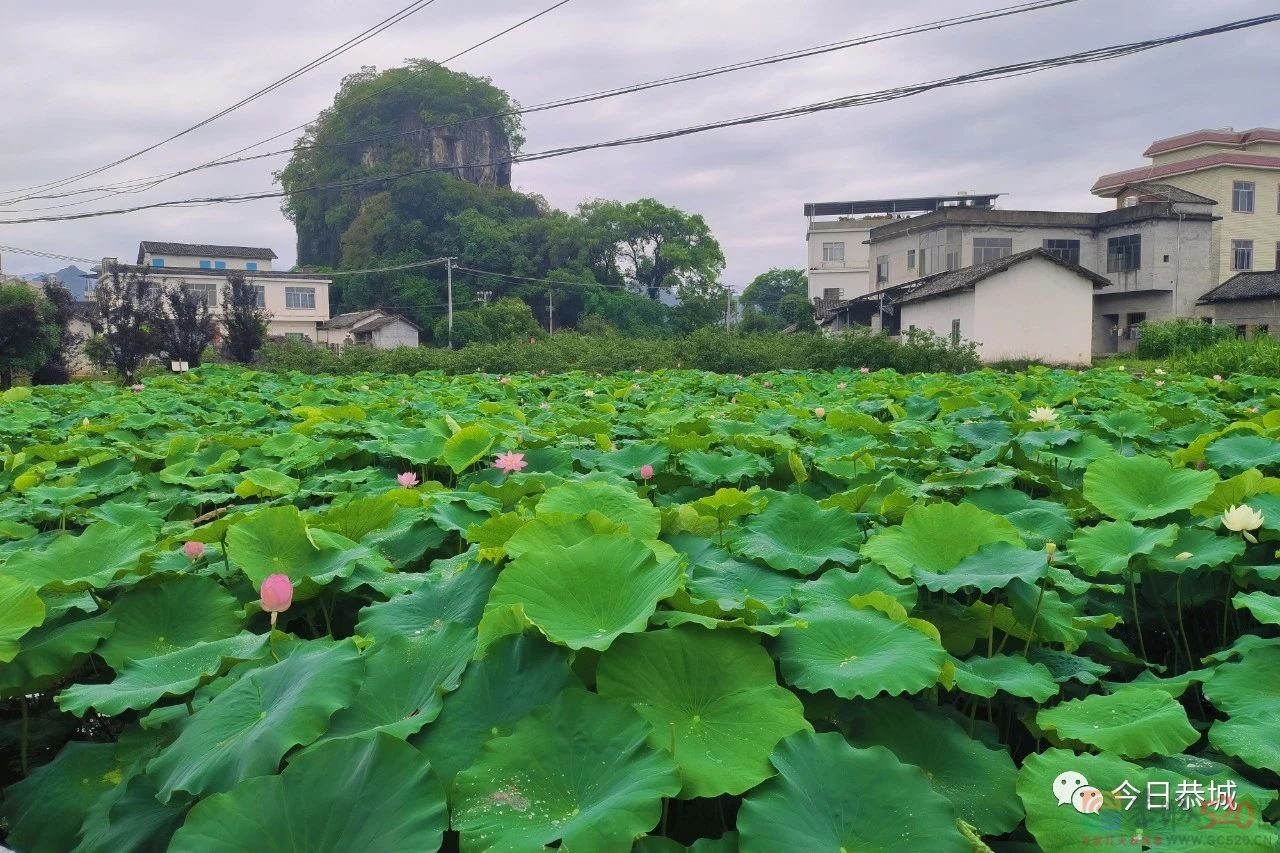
[973,238,1013,264]
[253,285,266,308]
[906,249,916,269]
[1232,240,1254,271]
[1232,181,1255,213]
[214,260,227,270]
[822,242,845,262]
[875,255,889,283]
[1106,234,1142,272]
[285,286,316,309]
[950,319,961,345]
[246,262,258,272]
[1125,312,1146,340]
[1236,325,1248,338]
[151,258,164,268]
[1042,239,1081,265]
[822,287,842,305]
[184,282,218,306]
[1275,241,1280,269]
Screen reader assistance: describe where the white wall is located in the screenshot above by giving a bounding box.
[806,221,872,302]
[970,260,1094,365]
[142,252,273,272]
[373,321,419,348]
[900,289,974,350]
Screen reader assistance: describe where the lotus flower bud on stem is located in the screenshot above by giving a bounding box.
[260,574,293,630]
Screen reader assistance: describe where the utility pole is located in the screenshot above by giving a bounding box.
[445,257,455,349]
[547,290,554,334]
[725,286,732,330]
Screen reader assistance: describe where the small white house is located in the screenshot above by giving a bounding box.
[317,310,420,351]
[823,248,1109,366]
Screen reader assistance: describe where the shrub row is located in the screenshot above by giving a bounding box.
[1169,335,1280,377]
[1136,318,1235,359]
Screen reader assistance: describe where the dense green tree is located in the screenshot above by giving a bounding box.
[0,283,59,389]
[432,297,544,347]
[578,198,725,300]
[738,309,782,333]
[158,285,218,366]
[741,268,807,317]
[31,279,83,385]
[778,292,818,332]
[221,273,270,364]
[90,268,163,383]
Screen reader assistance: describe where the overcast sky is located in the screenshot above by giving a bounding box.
[0,0,1275,287]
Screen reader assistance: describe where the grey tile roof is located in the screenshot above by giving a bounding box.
[896,248,1112,305]
[1120,183,1218,205]
[320,310,421,332]
[320,310,381,330]
[137,242,278,263]
[1198,271,1280,304]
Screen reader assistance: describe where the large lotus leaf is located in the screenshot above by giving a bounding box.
[536,479,661,540]
[686,548,797,612]
[776,607,945,699]
[442,424,495,473]
[593,443,669,478]
[1028,647,1111,685]
[1192,468,1280,516]
[1233,591,1280,625]
[689,487,769,525]
[0,575,44,662]
[913,541,1048,593]
[726,493,861,575]
[1,741,120,853]
[0,520,152,590]
[452,689,680,852]
[355,562,498,639]
[233,467,300,498]
[1019,749,1278,852]
[1203,645,1280,717]
[97,575,242,669]
[319,625,475,743]
[841,697,1022,835]
[1083,454,1217,521]
[487,534,683,651]
[364,507,448,566]
[147,640,365,801]
[311,493,401,542]
[737,732,968,853]
[680,449,772,484]
[0,610,115,698]
[1066,521,1178,576]
[58,631,268,716]
[634,835,739,852]
[794,565,918,614]
[413,632,575,794]
[596,625,810,798]
[1205,433,1280,475]
[951,653,1059,703]
[70,773,186,853]
[378,425,449,466]
[1148,526,1245,572]
[1037,688,1199,758]
[226,505,371,585]
[964,488,1075,548]
[169,732,447,852]
[861,502,1022,580]
[1209,708,1280,773]
[501,516,600,559]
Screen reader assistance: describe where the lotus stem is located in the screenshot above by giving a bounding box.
[19,696,29,777]
[1130,570,1150,667]
[1175,575,1195,670]
[1021,575,1048,658]
[1222,573,1234,649]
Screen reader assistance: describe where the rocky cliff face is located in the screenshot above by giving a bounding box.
[359,115,512,189]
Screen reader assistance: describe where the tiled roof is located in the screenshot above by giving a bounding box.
[897,248,1112,305]
[1116,183,1217,205]
[1198,272,1280,304]
[97,263,328,281]
[137,242,278,263]
[1092,153,1280,194]
[319,309,420,332]
[320,310,381,330]
[1144,127,1280,157]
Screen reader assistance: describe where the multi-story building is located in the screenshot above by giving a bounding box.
[95,242,332,340]
[862,190,1217,354]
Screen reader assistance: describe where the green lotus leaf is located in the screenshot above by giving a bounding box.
[233,467,300,498]
[226,505,372,586]
[690,487,768,525]
[1026,649,1108,686]
[726,492,862,575]
[2,741,120,853]
[737,732,968,853]
[487,534,683,651]
[794,565,918,614]
[1192,467,1280,516]
[1147,526,1245,572]
[413,632,575,794]
[680,449,772,484]
[310,493,401,541]
[0,520,152,590]
[452,689,680,852]
[1209,708,1280,773]
[841,697,1023,835]
[536,479,661,540]
[597,625,810,798]
[355,562,498,639]
[0,576,44,662]
[58,631,268,716]
[363,507,448,566]
[951,653,1059,702]
[686,547,797,612]
[634,834,739,852]
[442,424,495,473]
[1066,521,1178,576]
[861,502,1022,580]
[96,575,242,669]
[1083,454,1218,521]
[1037,687,1199,758]
[913,541,1048,593]
[1205,433,1280,475]
[964,488,1075,548]
[1203,645,1280,717]
[776,607,945,699]
[70,773,186,853]
[593,442,669,478]
[169,733,447,853]
[147,640,365,801]
[1233,591,1280,625]
[377,425,449,466]
[0,609,115,698]
[318,624,475,743]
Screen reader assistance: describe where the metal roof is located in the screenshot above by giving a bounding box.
[803,195,1000,218]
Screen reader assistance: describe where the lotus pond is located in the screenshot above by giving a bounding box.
[2,365,1280,852]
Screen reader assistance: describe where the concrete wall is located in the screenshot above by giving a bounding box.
[1158,168,1279,284]
[900,289,974,352]
[1210,299,1280,333]
[967,261,1094,365]
[373,321,419,348]
[1093,291,1173,354]
[806,220,873,302]
[142,252,274,272]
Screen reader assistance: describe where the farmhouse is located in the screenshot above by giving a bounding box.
[317,310,421,351]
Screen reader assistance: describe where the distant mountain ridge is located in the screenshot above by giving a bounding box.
[22,265,92,299]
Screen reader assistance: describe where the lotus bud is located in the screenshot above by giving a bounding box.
[183,541,205,560]
[640,464,654,480]
[259,574,293,629]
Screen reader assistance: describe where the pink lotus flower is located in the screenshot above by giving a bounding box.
[131,383,145,392]
[493,451,528,474]
[860,367,871,374]
[640,464,655,480]
[837,382,847,390]
[499,376,511,384]
[730,396,737,404]
[183,541,205,560]
[397,471,419,488]
[259,574,293,629]
[814,407,826,418]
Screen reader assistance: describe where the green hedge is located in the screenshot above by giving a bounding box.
[259,328,980,376]
[1135,318,1235,359]
[1169,335,1280,377]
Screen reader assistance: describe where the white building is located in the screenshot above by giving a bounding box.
[96,242,332,340]
[317,310,420,351]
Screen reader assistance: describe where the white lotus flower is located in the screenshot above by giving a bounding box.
[1155,368,1167,375]
[814,407,826,418]
[1028,406,1058,424]
[1222,504,1264,543]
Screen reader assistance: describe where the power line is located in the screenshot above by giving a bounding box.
[0,0,443,202]
[3,13,1273,227]
[0,244,97,264]
[0,0,1074,210]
